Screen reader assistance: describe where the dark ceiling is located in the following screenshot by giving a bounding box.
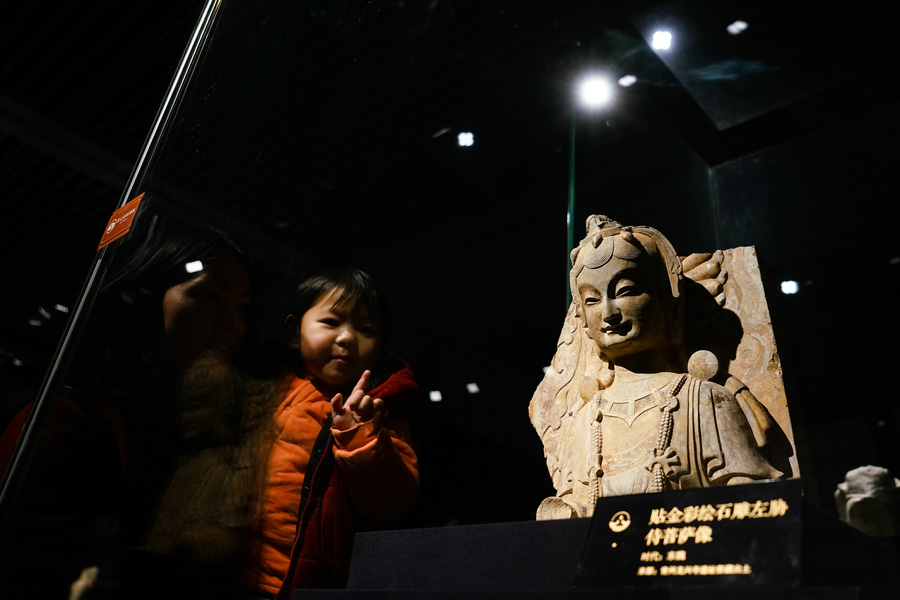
[1,2,203,382]
[2,0,900,523]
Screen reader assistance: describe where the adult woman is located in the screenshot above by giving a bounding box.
[0,221,253,599]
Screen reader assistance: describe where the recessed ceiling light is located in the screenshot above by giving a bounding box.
[651,30,673,51]
[578,76,614,108]
[727,20,749,35]
[780,280,799,295]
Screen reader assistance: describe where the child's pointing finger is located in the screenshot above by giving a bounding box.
[330,392,345,416]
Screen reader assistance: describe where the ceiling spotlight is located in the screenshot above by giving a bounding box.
[466,383,480,394]
[780,280,799,295]
[727,20,749,35]
[457,132,474,147]
[651,30,673,51]
[55,304,69,313]
[617,74,637,87]
[429,390,443,402]
[577,76,614,109]
[185,260,204,274]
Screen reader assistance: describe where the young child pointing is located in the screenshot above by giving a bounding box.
[242,269,419,598]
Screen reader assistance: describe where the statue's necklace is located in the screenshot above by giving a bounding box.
[589,373,688,504]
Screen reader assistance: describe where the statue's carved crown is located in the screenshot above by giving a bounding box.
[569,214,683,305]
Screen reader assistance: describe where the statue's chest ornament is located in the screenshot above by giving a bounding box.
[599,390,660,427]
[589,374,688,503]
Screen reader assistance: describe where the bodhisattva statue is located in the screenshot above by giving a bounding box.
[530,215,783,520]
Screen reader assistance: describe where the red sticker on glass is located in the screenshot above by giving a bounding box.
[98,193,143,250]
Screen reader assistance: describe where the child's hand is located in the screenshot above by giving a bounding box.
[330,370,384,431]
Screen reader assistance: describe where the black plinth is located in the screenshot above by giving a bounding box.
[294,481,900,600]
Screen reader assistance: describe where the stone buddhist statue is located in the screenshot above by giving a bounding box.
[530,215,790,520]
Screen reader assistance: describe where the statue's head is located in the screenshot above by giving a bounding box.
[569,215,684,365]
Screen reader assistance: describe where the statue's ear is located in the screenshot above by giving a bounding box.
[285,314,302,350]
[572,302,592,339]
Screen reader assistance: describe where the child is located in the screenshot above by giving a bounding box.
[241,268,419,598]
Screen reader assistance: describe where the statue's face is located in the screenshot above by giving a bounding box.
[575,253,671,362]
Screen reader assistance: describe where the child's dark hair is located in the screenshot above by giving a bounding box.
[291,268,390,342]
[290,268,399,385]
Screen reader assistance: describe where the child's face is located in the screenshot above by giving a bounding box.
[296,290,380,391]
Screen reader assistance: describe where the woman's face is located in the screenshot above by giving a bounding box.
[161,258,251,367]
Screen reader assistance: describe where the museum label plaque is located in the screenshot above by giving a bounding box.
[574,480,804,587]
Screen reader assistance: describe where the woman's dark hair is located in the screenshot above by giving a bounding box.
[102,221,248,301]
[76,219,251,393]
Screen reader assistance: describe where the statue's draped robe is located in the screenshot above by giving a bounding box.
[549,376,781,517]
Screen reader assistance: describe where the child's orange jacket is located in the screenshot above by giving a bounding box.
[243,363,420,597]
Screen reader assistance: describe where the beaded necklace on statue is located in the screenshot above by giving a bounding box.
[588,373,688,505]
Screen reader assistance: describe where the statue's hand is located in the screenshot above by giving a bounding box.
[681,251,727,306]
[536,496,581,520]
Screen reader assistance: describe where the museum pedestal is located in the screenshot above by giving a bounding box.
[295,481,900,599]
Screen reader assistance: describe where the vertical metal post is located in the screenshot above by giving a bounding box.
[0,0,222,536]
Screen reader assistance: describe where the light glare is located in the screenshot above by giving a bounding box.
[618,75,637,87]
[651,30,673,51]
[780,280,799,295]
[466,383,480,394]
[185,260,204,274]
[55,304,69,313]
[578,76,613,108]
[429,390,443,402]
[457,132,474,147]
[727,20,749,35]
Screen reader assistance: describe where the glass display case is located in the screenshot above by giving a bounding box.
[2,0,899,597]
